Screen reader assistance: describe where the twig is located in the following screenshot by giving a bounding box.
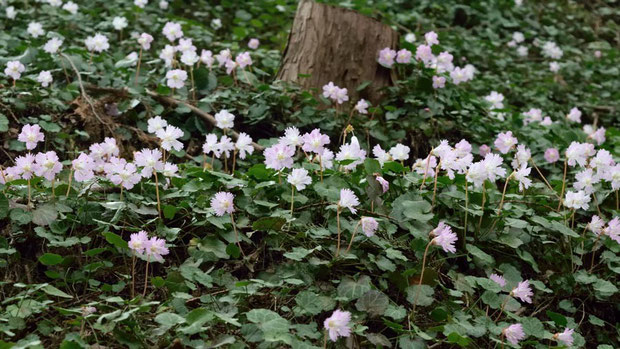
[60,53,114,134]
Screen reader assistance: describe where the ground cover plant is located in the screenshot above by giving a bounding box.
[0,0,619,348]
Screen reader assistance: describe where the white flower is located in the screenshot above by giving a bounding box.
[134,0,148,8]
[47,0,62,6]
[235,133,254,159]
[85,33,110,53]
[549,61,560,72]
[165,69,187,89]
[27,22,45,38]
[62,1,78,14]
[162,21,183,42]
[564,190,591,210]
[159,0,169,9]
[389,144,410,162]
[112,17,128,31]
[6,6,16,19]
[287,168,312,191]
[516,45,528,56]
[214,110,235,130]
[43,38,63,54]
[513,166,532,191]
[4,61,25,80]
[338,189,360,214]
[280,127,302,147]
[36,71,53,87]
[156,125,184,151]
[211,18,222,30]
[180,50,199,66]
[404,33,416,43]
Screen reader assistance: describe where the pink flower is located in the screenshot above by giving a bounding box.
[555,328,574,346]
[162,21,183,42]
[235,51,252,69]
[378,48,396,67]
[34,151,62,181]
[334,87,349,104]
[574,168,599,194]
[137,33,154,50]
[302,129,330,155]
[248,38,259,49]
[144,237,169,263]
[415,44,433,63]
[413,155,436,177]
[134,149,164,177]
[566,107,581,123]
[544,148,560,163]
[324,309,352,342]
[128,230,149,255]
[375,175,389,193]
[18,124,45,150]
[511,280,533,303]
[211,192,235,216]
[594,50,602,58]
[588,215,606,236]
[338,188,360,214]
[431,222,457,253]
[396,49,412,64]
[602,217,619,244]
[361,217,378,237]
[15,154,36,180]
[490,273,506,288]
[106,160,142,190]
[588,127,606,145]
[503,324,525,345]
[494,131,518,154]
[566,142,595,167]
[523,108,543,124]
[425,31,439,45]
[432,75,446,89]
[322,81,338,99]
[479,144,491,157]
[354,99,369,114]
[72,153,95,182]
[200,50,214,68]
[264,143,295,171]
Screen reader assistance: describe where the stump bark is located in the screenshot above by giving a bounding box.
[277,0,398,104]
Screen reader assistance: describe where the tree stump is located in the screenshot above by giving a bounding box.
[277,0,398,105]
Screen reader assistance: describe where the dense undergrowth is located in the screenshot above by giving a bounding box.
[0,0,619,348]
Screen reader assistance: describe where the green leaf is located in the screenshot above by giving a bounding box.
[42,285,73,299]
[355,290,389,317]
[0,114,8,132]
[550,221,579,237]
[337,276,372,301]
[406,285,434,307]
[155,312,186,327]
[39,253,63,266]
[283,246,321,261]
[466,244,495,266]
[252,217,286,231]
[32,204,58,226]
[225,243,241,258]
[546,311,567,327]
[246,309,290,342]
[0,193,8,219]
[104,232,128,249]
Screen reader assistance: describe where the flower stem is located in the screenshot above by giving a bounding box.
[335,206,342,258]
[497,173,514,215]
[494,295,510,322]
[412,239,433,315]
[290,185,295,217]
[154,170,162,219]
[464,178,469,239]
[477,185,486,233]
[134,47,142,86]
[190,66,196,103]
[344,220,363,255]
[230,213,246,258]
[142,258,149,297]
[131,255,136,298]
[27,178,31,209]
[420,151,432,189]
[530,158,558,199]
[431,161,441,210]
[557,159,568,211]
[589,234,602,273]
[323,330,328,348]
[66,168,74,197]
[319,155,324,182]
[232,150,237,173]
